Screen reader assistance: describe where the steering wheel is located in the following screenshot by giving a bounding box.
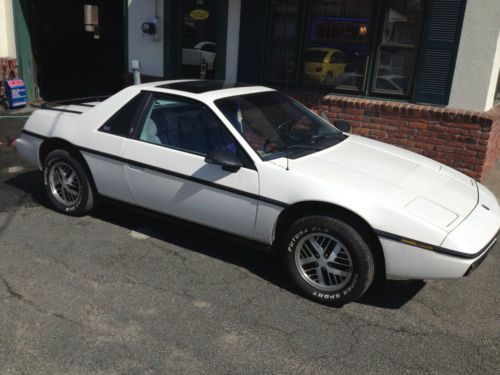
[263,121,292,153]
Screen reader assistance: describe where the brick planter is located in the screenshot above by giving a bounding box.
[289,91,500,182]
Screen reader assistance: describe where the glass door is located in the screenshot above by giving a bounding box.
[181,0,218,79]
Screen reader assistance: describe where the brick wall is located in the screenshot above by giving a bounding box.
[0,58,19,97]
[289,91,500,182]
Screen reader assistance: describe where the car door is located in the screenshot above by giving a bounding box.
[121,93,260,239]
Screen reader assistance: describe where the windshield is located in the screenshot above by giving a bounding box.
[214,91,347,160]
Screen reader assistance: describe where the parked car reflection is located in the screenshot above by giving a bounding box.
[182,41,216,78]
[304,48,348,84]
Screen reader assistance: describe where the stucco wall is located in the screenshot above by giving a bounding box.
[0,0,16,58]
[449,0,500,112]
[127,0,164,77]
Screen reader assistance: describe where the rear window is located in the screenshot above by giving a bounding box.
[99,93,144,136]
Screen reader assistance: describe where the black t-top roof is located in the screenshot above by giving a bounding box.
[157,80,251,94]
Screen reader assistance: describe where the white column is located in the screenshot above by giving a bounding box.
[448,0,500,112]
[0,0,17,58]
[127,0,164,77]
[225,0,241,82]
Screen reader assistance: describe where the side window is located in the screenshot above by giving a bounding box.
[138,96,248,161]
[99,93,144,136]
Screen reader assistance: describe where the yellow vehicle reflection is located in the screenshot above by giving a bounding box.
[304,48,348,84]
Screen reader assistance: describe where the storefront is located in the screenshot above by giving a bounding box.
[238,0,460,106]
[2,0,500,180]
[130,0,497,111]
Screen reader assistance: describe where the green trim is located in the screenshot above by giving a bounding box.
[295,0,310,88]
[412,0,467,105]
[237,0,267,83]
[12,0,36,101]
[163,0,181,79]
[364,0,384,96]
[439,0,467,105]
[259,0,273,84]
[215,0,228,80]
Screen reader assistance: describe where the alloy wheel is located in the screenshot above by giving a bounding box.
[48,161,82,205]
[295,233,353,291]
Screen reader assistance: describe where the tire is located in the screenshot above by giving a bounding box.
[42,149,96,216]
[281,215,374,306]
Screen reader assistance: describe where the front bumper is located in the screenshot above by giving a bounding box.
[464,240,495,276]
[381,235,496,279]
[381,183,499,279]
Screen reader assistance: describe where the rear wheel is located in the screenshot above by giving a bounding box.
[43,149,96,216]
[281,215,374,306]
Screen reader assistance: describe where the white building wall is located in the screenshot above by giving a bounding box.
[448,0,500,112]
[127,0,164,77]
[0,0,17,58]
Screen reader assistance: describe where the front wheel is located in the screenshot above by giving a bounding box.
[281,215,374,306]
[43,149,96,216]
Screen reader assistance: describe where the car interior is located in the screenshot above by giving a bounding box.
[139,99,237,156]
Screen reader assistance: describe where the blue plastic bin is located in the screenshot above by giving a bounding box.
[4,79,27,109]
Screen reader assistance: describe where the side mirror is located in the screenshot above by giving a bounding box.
[205,148,243,173]
[334,120,351,133]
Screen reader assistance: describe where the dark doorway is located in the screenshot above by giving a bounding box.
[27,0,124,100]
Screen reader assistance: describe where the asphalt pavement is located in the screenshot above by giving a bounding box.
[0,116,499,374]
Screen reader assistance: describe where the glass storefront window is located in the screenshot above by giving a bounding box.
[263,0,425,99]
[302,0,374,92]
[264,0,300,84]
[372,0,423,96]
[181,0,218,79]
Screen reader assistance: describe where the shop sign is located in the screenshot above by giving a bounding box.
[190,9,209,21]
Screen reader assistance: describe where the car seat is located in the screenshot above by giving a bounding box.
[140,116,162,144]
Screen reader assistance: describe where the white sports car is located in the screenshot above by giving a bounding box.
[16,80,499,306]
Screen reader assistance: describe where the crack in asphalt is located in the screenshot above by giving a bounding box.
[0,275,157,373]
[411,297,442,319]
[303,306,497,373]
[1,276,85,329]
[1,206,498,373]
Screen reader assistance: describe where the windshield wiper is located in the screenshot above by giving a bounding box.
[275,144,324,157]
[312,133,346,143]
[285,144,323,151]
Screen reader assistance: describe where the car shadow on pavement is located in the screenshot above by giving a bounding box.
[5,170,425,310]
[360,279,425,309]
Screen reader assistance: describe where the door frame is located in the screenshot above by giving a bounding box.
[163,0,228,80]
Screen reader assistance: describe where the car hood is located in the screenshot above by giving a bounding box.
[290,134,478,230]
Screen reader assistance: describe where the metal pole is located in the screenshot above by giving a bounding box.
[131,60,141,85]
